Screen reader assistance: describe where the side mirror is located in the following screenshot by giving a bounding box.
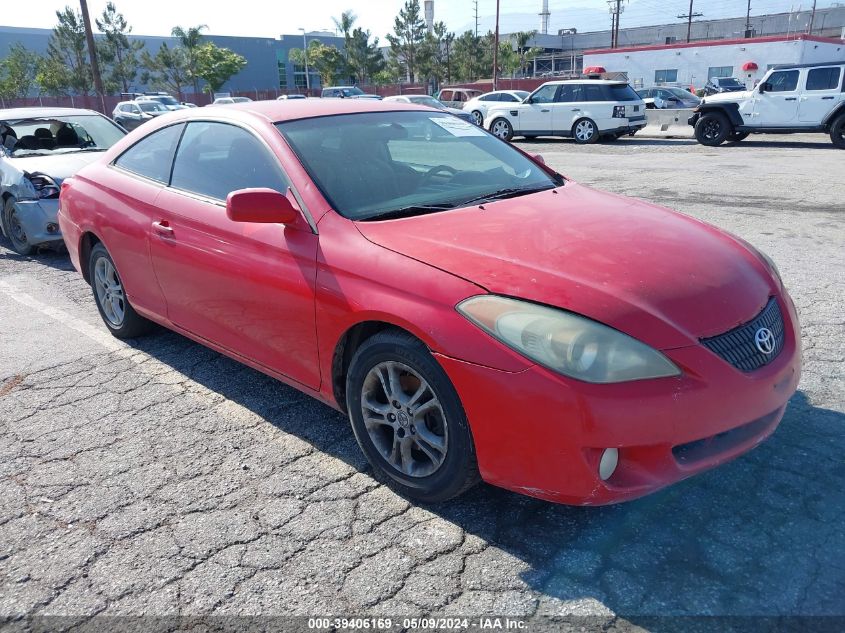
[226,188,299,224]
[532,154,545,165]
[759,82,771,94]
[524,96,534,104]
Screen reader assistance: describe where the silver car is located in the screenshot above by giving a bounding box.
[383,95,477,124]
[0,108,125,255]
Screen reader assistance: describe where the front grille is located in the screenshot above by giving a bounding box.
[700,297,785,372]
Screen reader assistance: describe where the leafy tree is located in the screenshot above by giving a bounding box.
[347,28,385,85]
[140,43,188,97]
[333,10,356,78]
[451,30,484,81]
[36,7,93,96]
[96,2,144,93]
[194,42,247,96]
[371,68,398,86]
[171,24,206,95]
[0,43,39,102]
[386,0,427,83]
[418,22,450,86]
[512,30,540,78]
[290,41,345,87]
[497,41,520,78]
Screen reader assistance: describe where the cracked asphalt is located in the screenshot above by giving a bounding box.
[0,133,843,632]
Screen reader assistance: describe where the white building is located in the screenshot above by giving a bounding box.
[583,34,845,90]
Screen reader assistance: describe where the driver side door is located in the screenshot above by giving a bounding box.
[518,84,559,135]
[753,70,801,126]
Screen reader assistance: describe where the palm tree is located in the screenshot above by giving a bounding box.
[171,24,207,95]
[513,30,538,78]
[332,10,357,80]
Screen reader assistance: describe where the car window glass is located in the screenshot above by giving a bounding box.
[170,121,290,201]
[767,70,799,92]
[479,94,495,101]
[501,94,516,102]
[114,123,184,184]
[806,67,841,91]
[440,91,453,101]
[580,84,605,101]
[556,85,577,102]
[531,85,558,103]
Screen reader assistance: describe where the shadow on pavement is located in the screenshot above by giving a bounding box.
[128,329,845,620]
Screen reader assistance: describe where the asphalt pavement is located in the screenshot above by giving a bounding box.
[1,134,843,632]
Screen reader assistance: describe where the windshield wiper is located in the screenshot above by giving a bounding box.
[456,184,555,207]
[361,202,456,221]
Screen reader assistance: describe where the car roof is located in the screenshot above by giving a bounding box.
[0,106,103,119]
[771,60,845,70]
[542,79,629,85]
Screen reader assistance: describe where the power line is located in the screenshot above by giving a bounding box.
[677,0,703,42]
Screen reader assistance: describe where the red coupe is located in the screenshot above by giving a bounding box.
[58,100,800,505]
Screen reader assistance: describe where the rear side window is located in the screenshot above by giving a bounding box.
[606,84,641,101]
[440,91,453,101]
[170,121,289,202]
[114,123,184,184]
[806,67,841,91]
[580,84,605,102]
[500,93,518,102]
[767,70,800,92]
[479,94,497,101]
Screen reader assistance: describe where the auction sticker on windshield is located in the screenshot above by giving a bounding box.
[430,116,486,137]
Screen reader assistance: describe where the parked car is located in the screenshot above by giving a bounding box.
[463,90,530,126]
[689,61,845,148]
[703,77,746,96]
[212,97,253,105]
[637,87,700,109]
[136,94,188,111]
[485,79,647,143]
[181,102,198,108]
[277,94,307,100]
[112,100,169,131]
[383,95,475,124]
[59,100,799,505]
[436,88,483,109]
[0,107,125,255]
[321,86,381,99]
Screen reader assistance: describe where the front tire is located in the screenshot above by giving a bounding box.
[830,114,845,149]
[489,117,514,142]
[695,111,731,146]
[728,131,750,143]
[346,330,479,503]
[572,118,599,144]
[89,242,153,338]
[2,197,35,256]
[471,110,484,126]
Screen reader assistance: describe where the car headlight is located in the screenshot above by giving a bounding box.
[24,173,60,199]
[457,296,681,383]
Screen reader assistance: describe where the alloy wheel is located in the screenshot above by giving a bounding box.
[93,256,126,327]
[491,120,511,140]
[575,120,596,142]
[360,360,448,478]
[471,110,484,126]
[702,118,722,141]
[4,206,29,252]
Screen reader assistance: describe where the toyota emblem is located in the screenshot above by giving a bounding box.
[754,327,776,355]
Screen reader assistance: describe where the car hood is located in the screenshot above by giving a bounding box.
[355,183,773,349]
[2,151,104,185]
[706,90,750,102]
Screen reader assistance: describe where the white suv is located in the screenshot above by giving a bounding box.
[484,79,647,144]
[689,61,845,148]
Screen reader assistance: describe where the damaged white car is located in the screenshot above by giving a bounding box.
[0,108,125,255]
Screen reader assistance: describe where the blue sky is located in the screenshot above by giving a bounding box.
[6,0,839,40]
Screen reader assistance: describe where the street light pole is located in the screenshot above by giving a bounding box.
[298,28,310,92]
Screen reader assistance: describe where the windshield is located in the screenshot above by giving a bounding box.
[513,91,529,99]
[138,102,166,112]
[344,87,365,96]
[232,97,252,102]
[277,111,559,221]
[408,96,446,110]
[606,84,641,101]
[717,78,743,87]
[151,96,178,106]
[2,114,125,157]
[666,87,697,99]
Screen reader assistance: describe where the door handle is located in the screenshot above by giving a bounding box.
[540,109,550,112]
[784,97,797,101]
[152,220,173,236]
[571,108,581,111]
[822,96,835,100]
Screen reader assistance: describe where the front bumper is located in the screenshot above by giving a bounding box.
[436,292,801,505]
[10,198,62,246]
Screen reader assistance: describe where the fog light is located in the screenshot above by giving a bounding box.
[599,448,618,481]
[46,223,59,234]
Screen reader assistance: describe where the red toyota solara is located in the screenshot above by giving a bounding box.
[58,100,800,505]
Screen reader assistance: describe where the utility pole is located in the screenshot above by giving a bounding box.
[79,0,105,113]
[745,0,753,38]
[493,0,500,90]
[677,0,703,43]
[608,0,624,48]
[473,0,479,39]
[808,0,817,34]
[615,0,622,49]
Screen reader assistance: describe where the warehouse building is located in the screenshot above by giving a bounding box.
[581,34,845,91]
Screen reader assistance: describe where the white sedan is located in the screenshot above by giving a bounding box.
[463,90,530,126]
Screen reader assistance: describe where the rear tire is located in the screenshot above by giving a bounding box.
[2,197,35,256]
[89,242,153,339]
[489,117,514,142]
[695,111,731,146]
[830,114,845,149]
[346,330,480,503]
[572,118,599,144]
